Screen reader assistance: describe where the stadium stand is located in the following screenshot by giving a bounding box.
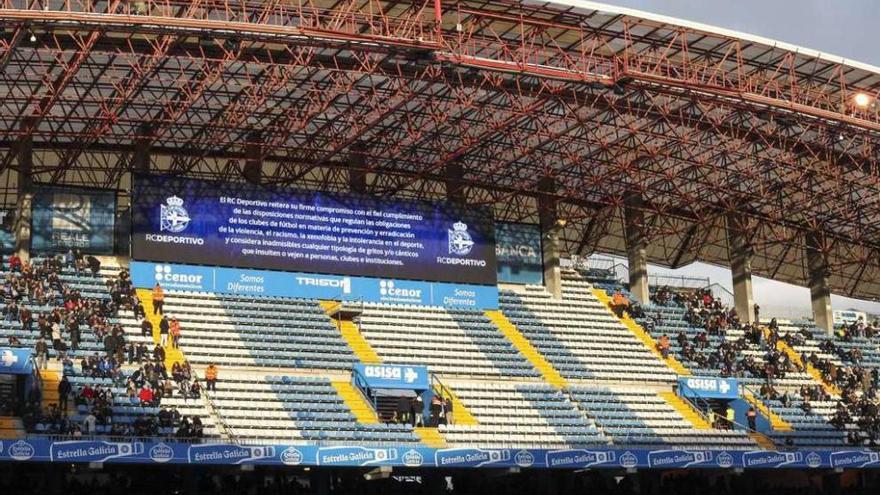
[0,255,216,440]
[566,386,756,449]
[356,303,540,378]
[205,371,420,445]
[439,380,609,448]
[615,281,858,448]
[123,293,358,370]
[497,276,679,383]
[2,254,878,453]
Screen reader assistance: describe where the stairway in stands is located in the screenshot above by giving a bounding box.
[414,427,447,447]
[657,391,711,429]
[331,380,379,424]
[766,327,842,396]
[129,285,230,440]
[591,287,690,376]
[319,301,381,364]
[135,288,186,367]
[0,416,23,439]
[40,369,62,410]
[742,392,793,432]
[319,300,475,445]
[485,310,567,388]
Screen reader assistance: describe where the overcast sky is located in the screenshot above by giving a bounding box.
[602,0,880,66]
[592,1,880,318]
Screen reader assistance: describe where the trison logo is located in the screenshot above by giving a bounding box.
[154,265,204,285]
[379,280,421,299]
[295,276,351,294]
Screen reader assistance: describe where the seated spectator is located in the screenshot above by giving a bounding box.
[657,334,671,359]
[610,289,630,318]
[138,384,155,406]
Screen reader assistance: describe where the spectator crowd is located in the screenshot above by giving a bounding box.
[2,252,204,440]
[643,285,880,446]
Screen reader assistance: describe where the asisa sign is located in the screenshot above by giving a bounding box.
[678,376,739,400]
[354,364,430,390]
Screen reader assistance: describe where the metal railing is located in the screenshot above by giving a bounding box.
[350,366,378,413]
[706,283,735,308]
[429,373,454,405]
[677,381,765,435]
[25,433,209,444]
[651,275,711,290]
[739,382,787,431]
[197,371,236,443]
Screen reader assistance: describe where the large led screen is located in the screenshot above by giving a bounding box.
[131,175,497,285]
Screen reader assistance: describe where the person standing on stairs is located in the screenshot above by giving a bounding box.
[412,394,424,427]
[204,364,218,392]
[152,283,165,315]
[153,344,165,364]
[170,317,181,349]
[58,376,71,411]
[747,406,757,432]
[159,315,170,347]
[35,337,48,370]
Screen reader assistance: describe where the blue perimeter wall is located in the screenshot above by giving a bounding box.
[2,439,880,469]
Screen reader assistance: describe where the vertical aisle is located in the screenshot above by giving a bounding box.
[136,288,186,367]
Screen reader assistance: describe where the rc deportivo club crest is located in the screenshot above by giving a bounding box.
[448,221,474,256]
[160,196,191,233]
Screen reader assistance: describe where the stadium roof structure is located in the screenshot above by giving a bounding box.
[1,0,880,299]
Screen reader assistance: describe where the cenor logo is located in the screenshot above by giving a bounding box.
[154,265,203,285]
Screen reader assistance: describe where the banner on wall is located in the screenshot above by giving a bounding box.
[129,261,499,310]
[354,364,430,390]
[0,438,878,469]
[31,186,116,253]
[678,376,739,400]
[0,347,33,375]
[130,174,497,285]
[495,222,543,285]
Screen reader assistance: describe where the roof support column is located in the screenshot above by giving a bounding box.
[444,162,466,205]
[538,177,562,299]
[806,233,833,335]
[624,194,649,305]
[348,145,367,194]
[727,214,755,324]
[14,118,34,261]
[131,124,152,173]
[243,132,263,184]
